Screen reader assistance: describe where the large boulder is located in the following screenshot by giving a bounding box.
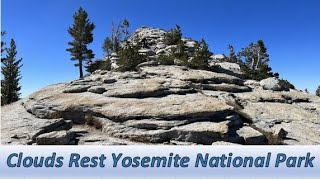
[260,77,283,91]
[211,54,226,61]
[236,126,267,145]
[216,62,242,74]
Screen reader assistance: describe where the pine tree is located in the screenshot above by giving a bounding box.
[102,19,130,55]
[117,43,146,72]
[1,39,22,106]
[86,59,111,73]
[239,40,269,71]
[110,21,122,52]
[174,40,188,64]
[239,40,274,80]
[1,31,6,62]
[316,86,320,97]
[255,40,269,69]
[227,44,237,63]
[189,39,213,69]
[66,7,95,78]
[122,18,130,41]
[102,37,113,56]
[164,25,182,45]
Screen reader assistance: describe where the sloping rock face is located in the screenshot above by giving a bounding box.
[2,27,320,145]
[2,64,320,145]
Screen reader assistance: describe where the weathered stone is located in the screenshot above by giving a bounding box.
[260,77,283,91]
[103,78,167,98]
[1,102,71,145]
[140,66,243,85]
[136,61,159,68]
[36,130,74,145]
[244,80,260,87]
[236,126,267,145]
[124,119,189,130]
[63,85,91,93]
[87,86,106,94]
[103,78,117,83]
[138,48,155,56]
[170,121,232,144]
[212,141,241,145]
[216,62,242,74]
[211,54,226,61]
[201,83,251,93]
[170,140,197,145]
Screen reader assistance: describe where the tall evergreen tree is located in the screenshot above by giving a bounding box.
[316,86,320,97]
[238,40,274,80]
[255,40,269,69]
[1,39,22,106]
[102,37,113,56]
[189,39,213,69]
[1,31,6,62]
[102,19,130,55]
[66,7,95,78]
[227,44,237,63]
[122,18,130,42]
[239,40,269,70]
[164,25,182,45]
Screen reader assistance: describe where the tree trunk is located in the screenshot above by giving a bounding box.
[79,60,83,78]
[251,57,255,70]
[255,50,260,70]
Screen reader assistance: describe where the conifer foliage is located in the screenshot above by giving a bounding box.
[164,25,182,46]
[1,39,23,106]
[1,31,6,62]
[66,7,95,78]
[238,40,274,80]
[227,44,237,63]
[117,43,146,72]
[316,86,320,97]
[102,19,130,56]
[189,39,212,69]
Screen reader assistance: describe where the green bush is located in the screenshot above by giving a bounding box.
[240,63,275,81]
[188,39,212,70]
[164,25,182,46]
[158,54,175,65]
[278,79,295,90]
[86,59,111,73]
[172,40,189,65]
[98,60,111,71]
[117,44,147,71]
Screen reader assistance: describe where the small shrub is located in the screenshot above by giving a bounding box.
[170,40,189,66]
[240,63,275,81]
[158,54,174,65]
[278,79,295,90]
[164,25,182,46]
[117,44,147,71]
[85,113,103,129]
[188,39,212,70]
[98,59,111,71]
[86,59,111,73]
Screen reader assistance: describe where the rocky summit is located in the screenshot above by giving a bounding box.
[2,27,320,145]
